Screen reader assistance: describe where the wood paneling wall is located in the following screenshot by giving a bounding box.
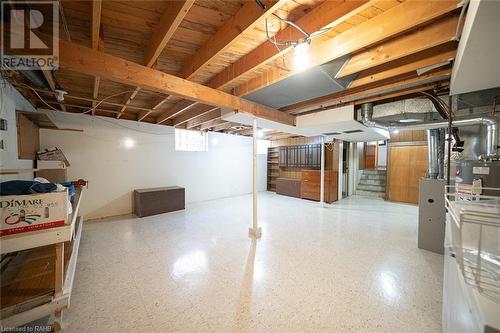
[387,145,428,204]
[271,136,321,180]
[390,129,427,143]
[270,136,321,147]
[17,113,40,160]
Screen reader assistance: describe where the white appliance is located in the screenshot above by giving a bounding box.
[442,186,500,333]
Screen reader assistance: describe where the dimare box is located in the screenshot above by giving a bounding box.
[0,190,68,236]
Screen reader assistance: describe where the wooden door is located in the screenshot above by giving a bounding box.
[364,143,376,169]
[388,145,428,204]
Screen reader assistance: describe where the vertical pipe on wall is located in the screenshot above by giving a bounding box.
[427,129,439,179]
[249,118,261,238]
[320,136,325,204]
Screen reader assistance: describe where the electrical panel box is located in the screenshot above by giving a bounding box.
[418,178,446,254]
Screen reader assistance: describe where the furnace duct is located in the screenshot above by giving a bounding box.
[360,103,498,159]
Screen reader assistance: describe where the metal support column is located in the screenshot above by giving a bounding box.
[249,118,262,238]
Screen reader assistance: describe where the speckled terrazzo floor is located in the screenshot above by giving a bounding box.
[64,192,443,332]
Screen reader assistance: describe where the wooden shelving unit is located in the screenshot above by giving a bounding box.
[267,147,279,191]
[0,189,84,330]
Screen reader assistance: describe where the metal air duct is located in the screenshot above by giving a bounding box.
[361,103,498,158]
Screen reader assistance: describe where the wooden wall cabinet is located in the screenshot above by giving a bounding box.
[301,170,338,203]
[278,144,321,169]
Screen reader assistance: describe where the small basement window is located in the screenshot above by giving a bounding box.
[175,128,208,152]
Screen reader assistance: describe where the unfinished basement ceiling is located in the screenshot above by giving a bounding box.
[244,56,355,109]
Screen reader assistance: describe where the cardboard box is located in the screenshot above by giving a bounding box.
[37,147,70,167]
[35,169,68,183]
[37,160,66,169]
[1,190,68,236]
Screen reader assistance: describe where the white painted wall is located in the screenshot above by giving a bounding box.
[39,111,267,219]
[0,80,36,181]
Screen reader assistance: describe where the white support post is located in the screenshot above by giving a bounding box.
[338,140,344,200]
[320,136,325,205]
[249,118,262,238]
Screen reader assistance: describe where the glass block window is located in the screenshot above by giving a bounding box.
[175,129,208,152]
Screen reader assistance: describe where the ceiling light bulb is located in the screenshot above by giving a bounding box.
[392,129,399,134]
[123,137,135,149]
[294,41,310,55]
[55,89,67,102]
[293,41,311,70]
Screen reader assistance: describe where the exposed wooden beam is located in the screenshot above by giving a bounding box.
[42,101,174,124]
[354,82,449,106]
[59,41,294,125]
[181,0,286,80]
[116,1,193,119]
[145,0,195,68]
[92,76,100,116]
[173,106,219,127]
[15,85,158,114]
[212,122,235,132]
[337,15,459,78]
[284,69,452,114]
[137,96,171,122]
[207,0,370,90]
[234,0,461,96]
[199,118,225,131]
[170,0,284,127]
[156,100,199,124]
[91,0,102,50]
[186,108,221,129]
[350,43,456,88]
[91,0,102,115]
[116,87,140,119]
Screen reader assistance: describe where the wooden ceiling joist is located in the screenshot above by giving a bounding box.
[350,43,457,89]
[91,0,102,115]
[115,1,194,120]
[186,108,221,129]
[137,96,171,122]
[145,0,195,68]
[207,0,371,90]
[168,0,285,129]
[354,82,450,106]
[156,100,199,124]
[234,0,461,96]
[336,15,459,78]
[199,118,225,131]
[57,42,294,125]
[91,0,102,50]
[116,87,140,119]
[173,106,220,127]
[181,0,286,81]
[212,122,236,132]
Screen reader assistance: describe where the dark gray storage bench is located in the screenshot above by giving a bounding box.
[133,186,185,217]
